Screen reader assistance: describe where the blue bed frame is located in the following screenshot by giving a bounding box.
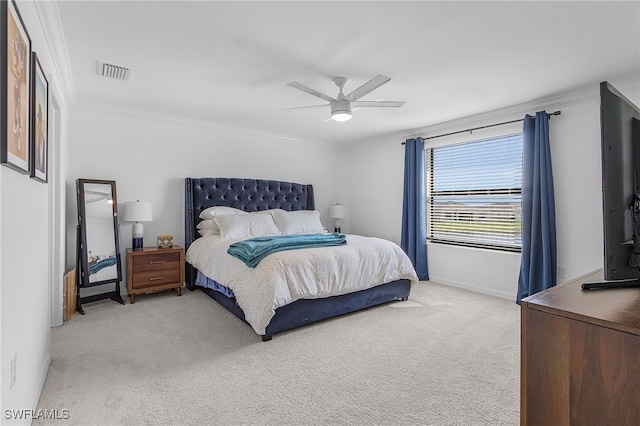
[184,177,411,341]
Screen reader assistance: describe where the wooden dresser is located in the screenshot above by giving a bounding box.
[126,246,184,304]
[521,269,640,426]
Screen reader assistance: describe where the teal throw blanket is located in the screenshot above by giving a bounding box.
[227,233,347,268]
[90,257,117,274]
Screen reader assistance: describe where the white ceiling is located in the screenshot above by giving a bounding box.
[54,1,640,145]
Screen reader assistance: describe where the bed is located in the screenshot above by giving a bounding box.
[184,177,418,341]
[88,255,118,283]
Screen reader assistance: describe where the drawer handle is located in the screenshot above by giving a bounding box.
[149,260,166,264]
[149,276,165,281]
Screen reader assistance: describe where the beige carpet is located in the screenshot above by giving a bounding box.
[35,281,520,426]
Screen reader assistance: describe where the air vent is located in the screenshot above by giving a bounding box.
[97,61,132,81]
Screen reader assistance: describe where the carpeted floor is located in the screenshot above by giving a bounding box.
[35,281,520,426]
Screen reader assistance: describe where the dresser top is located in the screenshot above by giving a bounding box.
[523,269,640,336]
[127,245,183,254]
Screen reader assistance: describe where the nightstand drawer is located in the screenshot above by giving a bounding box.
[132,268,181,289]
[127,246,184,303]
[132,252,181,272]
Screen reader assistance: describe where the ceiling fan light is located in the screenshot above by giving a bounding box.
[332,111,352,122]
[331,99,352,122]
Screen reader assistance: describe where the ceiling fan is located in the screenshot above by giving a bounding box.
[285,75,405,122]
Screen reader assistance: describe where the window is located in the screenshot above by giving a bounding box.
[426,134,522,252]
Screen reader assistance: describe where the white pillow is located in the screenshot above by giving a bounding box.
[197,220,219,236]
[198,207,247,234]
[272,210,324,235]
[214,213,280,239]
[198,229,218,237]
[199,206,247,220]
[197,219,216,230]
[254,208,284,216]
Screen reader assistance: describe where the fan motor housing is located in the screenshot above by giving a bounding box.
[331,99,352,115]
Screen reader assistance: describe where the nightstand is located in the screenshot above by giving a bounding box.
[126,246,184,304]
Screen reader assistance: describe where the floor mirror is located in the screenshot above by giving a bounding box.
[76,179,125,313]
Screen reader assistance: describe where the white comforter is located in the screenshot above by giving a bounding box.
[185,234,419,335]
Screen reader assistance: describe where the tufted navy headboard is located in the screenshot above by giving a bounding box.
[184,177,315,288]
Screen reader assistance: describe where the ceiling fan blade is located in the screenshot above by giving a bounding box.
[345,75,391,101]
[284,104,328,111]
[287,82,336,103]
[352,100,406,108]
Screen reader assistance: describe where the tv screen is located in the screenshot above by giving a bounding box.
[600,81,640,283]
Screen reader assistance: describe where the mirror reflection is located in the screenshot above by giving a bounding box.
[83,183,118,282]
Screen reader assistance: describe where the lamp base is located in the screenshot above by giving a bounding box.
[333,218,342,234]
[132,222,144,249]
[132,237,143,250]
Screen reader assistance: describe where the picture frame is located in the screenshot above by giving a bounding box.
[30,52,48,183]
[0,0,32,174]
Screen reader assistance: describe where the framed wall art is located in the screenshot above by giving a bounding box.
[30,52,48,182]
[1,0,32,174]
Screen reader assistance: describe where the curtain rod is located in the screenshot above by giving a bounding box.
[401,110,561,144]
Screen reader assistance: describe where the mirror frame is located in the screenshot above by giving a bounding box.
[76,178,122,287]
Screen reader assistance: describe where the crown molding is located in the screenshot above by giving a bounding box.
[33,0,76,108]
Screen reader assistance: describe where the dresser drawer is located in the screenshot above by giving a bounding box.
[131,268,181,289]
[132,252,181,272]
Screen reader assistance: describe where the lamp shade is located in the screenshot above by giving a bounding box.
[123,201,153,222]
[329,204,346,219]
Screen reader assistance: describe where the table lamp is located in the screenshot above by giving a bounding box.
[123,200,153,249]
[329,203,346,233]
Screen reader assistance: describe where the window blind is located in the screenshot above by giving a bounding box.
[426,134,523,252]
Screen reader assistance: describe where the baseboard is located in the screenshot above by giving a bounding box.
[429,276,515,301]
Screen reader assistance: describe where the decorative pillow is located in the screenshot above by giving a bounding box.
[198,229,218,237]
[214,213,280,239]
[198,207,247,234]
[272,210,324,235]
[199,206,247,220]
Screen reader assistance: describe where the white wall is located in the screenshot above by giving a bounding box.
[65,105,351,283]
[0,1,69,422]
[344,138,405,243]
[550,97,606,284]
[0,172,51,422]
[346,78,640,300]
